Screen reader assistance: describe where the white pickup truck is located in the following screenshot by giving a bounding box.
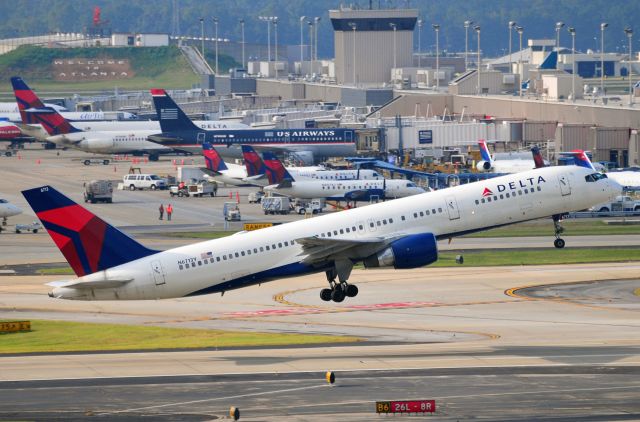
[590,195,640,213]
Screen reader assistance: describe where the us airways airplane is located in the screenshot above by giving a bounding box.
[149,88,356,164]
[477,140,549,173]
[11,77,247,142]
[22,164,620,302]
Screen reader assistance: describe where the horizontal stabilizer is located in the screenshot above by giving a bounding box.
[46,277,133,290]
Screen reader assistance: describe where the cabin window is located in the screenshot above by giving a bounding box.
[216,257,221,262]
[481,198,485,203]
[247,250,251,255]
[346,227,350,233]
[475,200,479,205]
[235,252,239,258]
[241,251,245,256]
[266,246,270,251]
[179,265,184,270]
[413,212,418,218]
[487,197,492,202]
[377,221,381,226]
[340,229,344,234]
[278,242,282,248]
[419,211,424,217]
[506,193,510,198]
[198,261,202,266]
[537,186,542,191]
[333,230,338,235]
[352,226,356,231]
[359,224,364,230]
[433,209,437,214]
[260,247,264,252]
[401,216,406,221]
[518,190,522,195]
[284,241,289,246]
[253,248,258,253]
[389,218,393,224]
[272,244,276,249]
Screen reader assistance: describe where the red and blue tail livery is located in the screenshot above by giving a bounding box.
[241,145,267,177]
[26,107,82,136]
[571,150,596,170]
[478,140,493,163]
[203,143,228,172]
[22,186,158,277]
[262,151,295,184]
[10,76,45,123]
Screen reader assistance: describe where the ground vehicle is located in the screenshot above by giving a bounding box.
[83,158,110,166]
[293,198,324,215]
[123,174,167,191]
[248,191,265,204]
[169,181,217,198]
[15,222,42,233]
[84,180,113,204]
[223,202,241,221]
[262,197,291,215]
[589,195,640,213]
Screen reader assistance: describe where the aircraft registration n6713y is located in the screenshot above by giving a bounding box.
[22,164,620,302]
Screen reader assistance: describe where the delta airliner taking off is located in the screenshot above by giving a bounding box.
[23,163,619,302]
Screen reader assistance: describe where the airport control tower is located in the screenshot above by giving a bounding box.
[329,7,418,86]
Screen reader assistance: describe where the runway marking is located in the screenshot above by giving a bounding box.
[96,383,326,415]
[223,301,440,318]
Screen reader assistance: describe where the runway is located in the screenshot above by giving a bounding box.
[1,148,640,420]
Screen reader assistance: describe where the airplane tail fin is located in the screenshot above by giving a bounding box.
[150,89,200,133]
[25,107,82,136]
[22,186,158,277]
[241,145,268,177]
[11,76,45,123]
[262,151,295,184]
[202,142,228,172]
[478,140,493,163]
[571,150,596,170]
[531,146,546,169]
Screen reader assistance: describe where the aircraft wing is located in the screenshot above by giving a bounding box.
[46,277,133,290]
[295,235,391,264]
[200,167,221,176]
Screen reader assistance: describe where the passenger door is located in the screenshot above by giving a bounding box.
[558,174,571,196]
[150,260,166,286]
[444,195,460,220]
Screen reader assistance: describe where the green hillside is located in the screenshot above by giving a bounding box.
[0,45,237,92]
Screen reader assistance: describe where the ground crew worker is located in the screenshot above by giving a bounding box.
[166,203,173,221]
[158,203,164,220]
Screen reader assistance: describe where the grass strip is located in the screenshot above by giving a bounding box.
[464,220,640,238]
[0,320,360,354]
[433,249,640,267]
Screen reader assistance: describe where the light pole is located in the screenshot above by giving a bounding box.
[625,27,634,105]
[568,27,576,102]
[601,22,608,95]
[213,17,219,74]
[258,16,275,61]
[417,19,423,68]
[348,22,357,85]
[433,24,440,88]
[308,20,314,71]
[199,18,205,57]
[389,22,397,72]
[314,17,321,62]
[475,25,481,94]
[555,21,565,49]
[273,17,279,78]
[239,19,245,70]
[300,16,306,70]
[517,26,524,98]
[508,21,516,72]
[464,20,473,72]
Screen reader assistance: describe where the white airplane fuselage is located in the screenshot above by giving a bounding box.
[264,179,425,200]
[49,165,620,300]
[0,198,22,220]
[605,171,640,189]
[46,130,170,154]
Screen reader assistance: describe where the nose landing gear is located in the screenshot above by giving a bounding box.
[552,214,566,249]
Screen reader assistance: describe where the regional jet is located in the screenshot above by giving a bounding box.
[0,197,22,226]
[22,163,620,302]
[477,140,549,173]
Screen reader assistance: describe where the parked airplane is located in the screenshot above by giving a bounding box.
[149,88,356,164]
[26,107,172,160]
[23,164,620,301]
[0,197,22,226]
[261,152,425,201]
[477,140,548,173]
[11,77,247,142]
[201,143,255,187]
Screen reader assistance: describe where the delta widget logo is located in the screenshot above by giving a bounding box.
[482,187,493,197]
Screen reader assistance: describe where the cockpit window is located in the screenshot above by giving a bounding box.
[0,199,6,203]
[406,182,417,187]
[585,173,608,182]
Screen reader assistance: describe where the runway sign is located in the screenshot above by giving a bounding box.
[0,321,31,333]
[376,400,436,414]
[243,223,274,231]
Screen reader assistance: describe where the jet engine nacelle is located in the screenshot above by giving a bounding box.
[363,233,438,269]
[78,138,113,152]
[477,161,493,171]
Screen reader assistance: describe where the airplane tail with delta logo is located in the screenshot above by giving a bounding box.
[150,89,200,133]
[570,150,596,170]
[202,143,229,172]
[261,151,295,185]
[478,140,494,163]
[24,106,82,136]
[10,76,45,123]
[22,186,158,277]
[241,145,268,177]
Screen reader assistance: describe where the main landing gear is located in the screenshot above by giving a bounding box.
[552,214,566,249]
[320,260,359,302]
